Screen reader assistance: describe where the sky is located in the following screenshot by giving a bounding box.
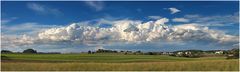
[1,1,239,53]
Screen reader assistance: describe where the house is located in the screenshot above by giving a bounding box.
[215,50,223,54]
[177,52,183,55]
[185,51,192,55]
[162,52,173,55]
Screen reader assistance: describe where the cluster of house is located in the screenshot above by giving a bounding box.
[84,49,228,57]
[169,50,229,58]
[83,48,238,59]
[175,50,224,55]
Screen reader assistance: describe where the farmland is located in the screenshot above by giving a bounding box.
[1,53,239,71]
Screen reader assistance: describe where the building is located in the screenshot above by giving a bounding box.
[215,50,224,54]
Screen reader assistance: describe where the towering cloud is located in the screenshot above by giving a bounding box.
[2,18,238,51]
[37,18,238,44]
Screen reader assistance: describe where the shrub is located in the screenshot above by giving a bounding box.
[1,56,10,60]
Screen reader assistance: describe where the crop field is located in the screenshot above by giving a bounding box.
[1,53,239,71]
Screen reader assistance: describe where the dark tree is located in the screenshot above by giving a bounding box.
[133,50,143,55]
[96,49,118,53]
[233,49,239,58]
[96,49,104,53]
[23,49,37,53]
[1,50,13,53]
[145,52,154,55]
[113,50,118,53]
[136,51,142,53]
[227,48,239,59]
[88,50,92,54]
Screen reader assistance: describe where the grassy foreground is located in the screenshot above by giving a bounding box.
[1,53,239,71]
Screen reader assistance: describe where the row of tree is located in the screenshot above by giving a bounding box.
[1,49,37,54]
[2,48,239,59]
[89,49,239,59]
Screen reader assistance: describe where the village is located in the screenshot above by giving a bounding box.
[88,48,239,59]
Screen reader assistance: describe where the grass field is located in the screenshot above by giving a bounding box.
[1,53,239,71]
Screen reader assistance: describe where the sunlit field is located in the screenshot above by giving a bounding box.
[1,54,239,71]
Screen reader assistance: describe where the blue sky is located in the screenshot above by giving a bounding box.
[1,1,239,53]
[2,1,238,25]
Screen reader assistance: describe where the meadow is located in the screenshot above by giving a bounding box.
[1,53,239,71]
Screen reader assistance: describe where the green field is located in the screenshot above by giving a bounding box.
[1,53,239,71]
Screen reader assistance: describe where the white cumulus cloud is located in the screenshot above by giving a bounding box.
[2,18,238,50]
[148,16,162,20]
[172,18,190,22]
[36,18,238,44]
[85,1,104,11]
[168,7,180,14]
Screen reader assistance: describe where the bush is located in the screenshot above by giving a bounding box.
[1,56,10,60]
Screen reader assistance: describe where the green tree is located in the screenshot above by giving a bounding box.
[23,49,37,53]
[1,50,13,53]
[227,48,239,59]
[88,50,92,54]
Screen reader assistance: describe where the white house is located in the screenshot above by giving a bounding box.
[215,50,223,54]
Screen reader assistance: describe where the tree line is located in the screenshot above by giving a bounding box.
[1,48,239,59]
[1,49,60,54]
[87,49,239,59]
